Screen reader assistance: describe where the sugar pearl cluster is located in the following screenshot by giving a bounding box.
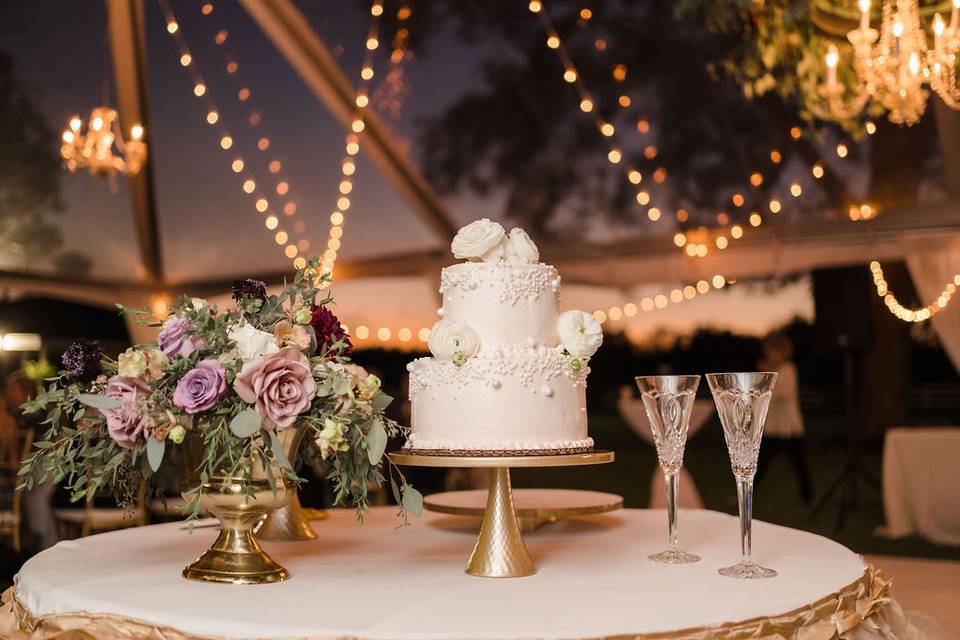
[440,263,559,307]
[407,342,587,402]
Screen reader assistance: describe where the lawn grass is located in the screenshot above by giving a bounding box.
[511,412,960,561]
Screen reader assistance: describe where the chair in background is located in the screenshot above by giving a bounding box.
[0,429,35,552]
[54,482,147,539]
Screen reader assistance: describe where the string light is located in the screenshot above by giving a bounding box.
[870,261,959,323]
[315,0,385,283]
[529,2,851,269]
[158,0,297,265]
[197,2,312,266]
[348,275,731,345]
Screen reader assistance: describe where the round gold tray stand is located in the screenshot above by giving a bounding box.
[424,488,623,531]
[388,450,614,579]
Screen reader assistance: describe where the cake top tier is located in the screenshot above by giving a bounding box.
[423,219,604,368]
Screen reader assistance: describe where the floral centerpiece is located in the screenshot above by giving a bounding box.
[18,259,421,583]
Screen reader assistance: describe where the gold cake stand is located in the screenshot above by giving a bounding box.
[389,450,614,578]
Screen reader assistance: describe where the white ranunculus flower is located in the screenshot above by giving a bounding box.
[557,310,604,358]
[117,348,148,378]
[227,322,280,362]
[505,227,539,264]
[428,319,481,364]
[451,218,507,262]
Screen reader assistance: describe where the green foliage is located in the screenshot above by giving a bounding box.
[19,257,416,524]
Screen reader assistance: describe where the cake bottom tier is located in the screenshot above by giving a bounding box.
[405,344,592,454]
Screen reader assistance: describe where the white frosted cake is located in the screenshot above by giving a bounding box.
[405,218,603,455]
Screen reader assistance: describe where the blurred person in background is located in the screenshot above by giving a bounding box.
[756,333,814,504]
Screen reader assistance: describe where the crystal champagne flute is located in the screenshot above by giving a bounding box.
[706,372,778,579]
[634,374,701,564]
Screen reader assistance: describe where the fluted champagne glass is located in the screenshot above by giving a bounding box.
[706,372,778,579]
[634,375,701,564]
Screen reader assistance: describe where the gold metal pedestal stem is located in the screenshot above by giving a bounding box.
[255,493,317,541]
[254,425,317,542]
[466,467,535,578]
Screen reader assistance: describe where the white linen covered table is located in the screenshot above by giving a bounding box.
[882,427,960,546]
[3,507,924,639]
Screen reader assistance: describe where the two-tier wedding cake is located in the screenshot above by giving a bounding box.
[404,218,603,455]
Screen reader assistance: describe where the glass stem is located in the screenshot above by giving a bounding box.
[736,475,754,565]
[665,469,679,549]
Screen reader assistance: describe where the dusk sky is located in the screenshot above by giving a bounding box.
[0,0,813,345]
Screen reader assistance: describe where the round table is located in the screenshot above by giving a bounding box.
[6,508,904,639]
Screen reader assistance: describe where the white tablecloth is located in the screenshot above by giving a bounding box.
[882,427,960,546]
[11,508,889,639]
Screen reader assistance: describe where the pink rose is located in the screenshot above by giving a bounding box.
[233,347,317,429]
[102,375,151,449]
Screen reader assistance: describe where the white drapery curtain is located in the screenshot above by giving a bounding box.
[903,235,960,375]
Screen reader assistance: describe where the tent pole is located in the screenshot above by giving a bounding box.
[106,0,164,287]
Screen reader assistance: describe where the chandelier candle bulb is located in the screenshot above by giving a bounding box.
[859,0,870,32]
[825,45,839,89]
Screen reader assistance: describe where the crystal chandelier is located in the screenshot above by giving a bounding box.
[60,107,147,177]
[819,0,960,125]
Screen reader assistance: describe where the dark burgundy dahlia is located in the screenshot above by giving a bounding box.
[61,340,104,381]
[231,278,267,303]
[310,304,352,356]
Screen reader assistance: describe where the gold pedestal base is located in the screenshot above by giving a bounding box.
[183,527,289,585]
[182,477,292,585]
[255,494,318,542]
[467,468,535,577]
[389,450,614,578]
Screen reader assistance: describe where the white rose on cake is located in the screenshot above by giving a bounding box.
[428,319,481,366]
[451,218,507,262]
[557,310,603,358]
[504,227,539,264]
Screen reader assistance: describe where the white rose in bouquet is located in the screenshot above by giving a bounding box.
[557,310,603,358]
[428,319,481,365]
[505,227,539,264]
[451,218,507,262]
[228,322,280,362]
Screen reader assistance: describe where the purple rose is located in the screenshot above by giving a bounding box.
[102,375,151,449]
[234,348,317,429]
[158,316,205,358]
[173,359,227,414]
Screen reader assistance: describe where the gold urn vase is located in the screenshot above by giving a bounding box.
[180,431,294,584]
[254,426,319,542]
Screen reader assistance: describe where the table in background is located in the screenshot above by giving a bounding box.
[881,427,960,546]
[5,507,922,639]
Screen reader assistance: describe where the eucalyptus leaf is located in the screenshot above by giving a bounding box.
[389,475,403,506]
[268,430,294,471]
[229,409,262,438]
[146,437,165,472]
[77,394,120,411]
[370,391,393,413]
[401,485,424,517]
[366,421,388,465]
